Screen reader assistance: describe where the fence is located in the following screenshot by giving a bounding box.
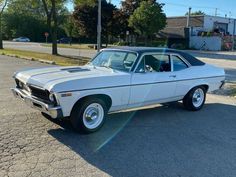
[190,36,222,51]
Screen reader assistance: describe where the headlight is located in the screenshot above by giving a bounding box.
[49,93,55,102]
[18,81,24,88]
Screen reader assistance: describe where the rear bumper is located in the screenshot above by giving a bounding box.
[11,88,63,119]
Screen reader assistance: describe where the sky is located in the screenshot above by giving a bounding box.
[68,0,236,18]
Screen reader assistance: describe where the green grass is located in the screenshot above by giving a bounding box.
[41,43,116,50]
[41,43,95,50]
[0,48,90,66]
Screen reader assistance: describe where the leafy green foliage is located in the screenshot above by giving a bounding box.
[2,0,68,42]
[63,14,80,39]
[74,0,96,6]
[120,0,157,34]
[129,1,166,37]
[73,0,120,44]
[121,0,156,16]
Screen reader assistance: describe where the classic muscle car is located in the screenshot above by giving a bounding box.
[11,47,225,133]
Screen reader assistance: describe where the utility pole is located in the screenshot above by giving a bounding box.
[187,7,191,27]
[215,8,218,16]
[232,19,235,51]
[97,0,102,52]
[186,7,192,49]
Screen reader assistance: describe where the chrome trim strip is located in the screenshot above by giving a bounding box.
[58,75,225,93]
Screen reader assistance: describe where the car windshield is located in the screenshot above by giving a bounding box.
[90,50,138,72]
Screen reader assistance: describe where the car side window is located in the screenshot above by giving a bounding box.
[136,54,171,73]
[172,55,188,71]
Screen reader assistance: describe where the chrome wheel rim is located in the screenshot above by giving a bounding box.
[192,88,204,108]
[83,103,104,129]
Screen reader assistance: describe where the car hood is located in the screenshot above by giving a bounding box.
[14,65,130,92]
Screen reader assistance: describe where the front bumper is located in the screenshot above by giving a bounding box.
[11,88,63,119]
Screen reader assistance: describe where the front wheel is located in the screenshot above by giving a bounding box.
[183,86,206,111]
[70,98,107,133]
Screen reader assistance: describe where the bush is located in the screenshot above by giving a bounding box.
[150,40,167,47]
[207,31,212,37]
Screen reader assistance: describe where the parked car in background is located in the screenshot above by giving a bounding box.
[57,37,71,44]
[11,47,225,133]
[12,37,30,42]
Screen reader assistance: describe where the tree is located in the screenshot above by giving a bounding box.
[73,0,118,46]
[0,0,9,49]
[121,0,156,16]
[185,10,205,16]
[120,0,157,42]
[128,1,166,45]
[41,0,67,55]
[74,0,96,6]
[2,0,68,43]
[112,10,128,40]
[63,14,80,44]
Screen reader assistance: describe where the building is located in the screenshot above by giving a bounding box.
[158,15,236,49]
[191,15,236,36]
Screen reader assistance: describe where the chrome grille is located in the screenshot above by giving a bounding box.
[15,79,52,103]
[29,86,50,102]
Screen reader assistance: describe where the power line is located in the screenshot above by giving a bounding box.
[162,1,236,18]
[161,2,215,9]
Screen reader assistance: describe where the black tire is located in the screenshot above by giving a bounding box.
[70,98,108,133]
[183,86,206,111]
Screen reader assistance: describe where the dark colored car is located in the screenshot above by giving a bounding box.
[57,37,71,44]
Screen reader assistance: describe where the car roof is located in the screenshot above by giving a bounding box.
[102,47,205,66]
[103,46,175,53]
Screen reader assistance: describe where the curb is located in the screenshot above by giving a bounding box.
[1,53,56,65]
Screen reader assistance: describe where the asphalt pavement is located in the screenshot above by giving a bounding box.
[0,55,236,177]
[3,41,97,59]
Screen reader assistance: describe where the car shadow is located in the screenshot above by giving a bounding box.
[46,102,236,176]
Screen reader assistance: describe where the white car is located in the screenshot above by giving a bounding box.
[11,47,225,133]
[12,37,30,42]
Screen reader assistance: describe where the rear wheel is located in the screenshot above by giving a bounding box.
[183,86,206,111]
[70,98,107,133]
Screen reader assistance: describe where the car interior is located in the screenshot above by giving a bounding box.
[138,55,171,73]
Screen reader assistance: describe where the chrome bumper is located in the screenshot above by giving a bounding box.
[11,88,63,119]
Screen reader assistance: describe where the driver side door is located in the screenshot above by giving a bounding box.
[129,53,177,107]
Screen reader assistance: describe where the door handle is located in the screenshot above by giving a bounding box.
[169,75,176,78]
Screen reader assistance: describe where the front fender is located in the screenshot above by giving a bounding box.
[56,86,130,117]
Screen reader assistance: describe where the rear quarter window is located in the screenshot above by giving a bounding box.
[172,55,188,71]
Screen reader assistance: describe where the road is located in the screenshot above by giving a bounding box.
[3,41,97,59]
[0,55,236,177]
